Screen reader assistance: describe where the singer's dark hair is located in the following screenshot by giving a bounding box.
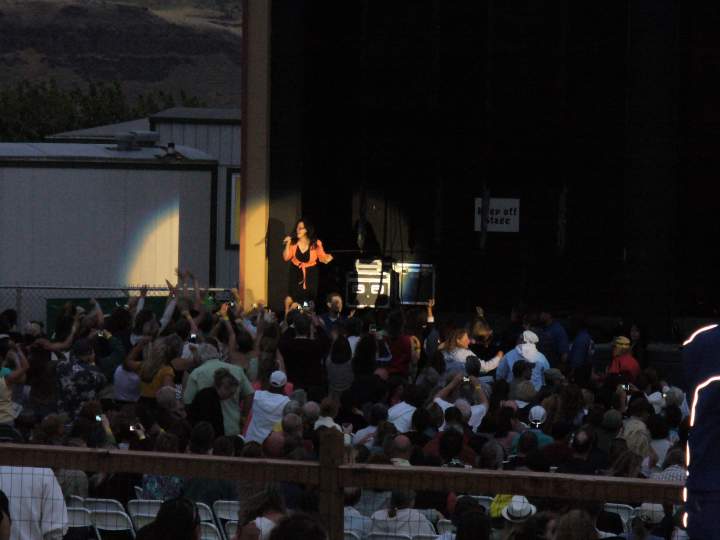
[291,218,318,247]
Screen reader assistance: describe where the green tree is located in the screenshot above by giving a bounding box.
[0,80,207,142]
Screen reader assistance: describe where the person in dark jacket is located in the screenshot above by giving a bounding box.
[189,368,240,437]
[136,497,200,540]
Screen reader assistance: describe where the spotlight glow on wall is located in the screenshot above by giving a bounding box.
[122,197,180,286]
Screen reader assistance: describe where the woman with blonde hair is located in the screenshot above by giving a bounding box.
[469,309,503,363]
[609,450,645,478]
[442,327,503,379]
[125,336,176,424]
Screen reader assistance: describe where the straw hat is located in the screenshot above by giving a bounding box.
[501,495,537,523]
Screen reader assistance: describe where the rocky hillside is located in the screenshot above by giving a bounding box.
[0,0,242,106]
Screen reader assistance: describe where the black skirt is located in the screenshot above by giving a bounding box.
[288,246,319,303]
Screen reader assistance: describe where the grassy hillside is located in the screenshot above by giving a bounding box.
[0,0,242,107]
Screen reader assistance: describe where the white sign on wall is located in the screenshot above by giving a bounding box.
[474,198,520,232]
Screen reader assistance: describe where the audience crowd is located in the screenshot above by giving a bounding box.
[0,272,690,540]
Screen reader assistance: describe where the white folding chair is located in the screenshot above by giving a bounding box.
[213,500,240,540]
[67,507,93,528]
[66,507,99,540]
[367,534,412,540]
[212,500,241,523]
[84,498,126,514]
[471,496,494,513]
[133,486,143,500]
[604,503,635,532]
[127,500,162,521]
[225,520,239,540]
[68,495,86,509]
[436,519,455,534]
[197,502,215,523]
[344,532,362,540]
[90,510,135,538]
[200,521,223,540]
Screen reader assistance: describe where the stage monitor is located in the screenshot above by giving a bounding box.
[346,259,392,309]
[392,263,435,305]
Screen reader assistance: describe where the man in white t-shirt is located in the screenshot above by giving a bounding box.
[433,372,489,431]
[388,401,416,434]
[244,371,291,444]
[388,385,423,434]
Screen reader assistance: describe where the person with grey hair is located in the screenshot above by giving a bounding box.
[302,401,321,429]
[183,343,254,437]
[370,490,435,537]
[188,368,240,437]
[282,400,302,417]
[662,386,689,420]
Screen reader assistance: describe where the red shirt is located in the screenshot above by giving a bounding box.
[387,335,412,377]
[608,353,641,382]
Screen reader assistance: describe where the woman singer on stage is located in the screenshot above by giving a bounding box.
[283,219,333,305]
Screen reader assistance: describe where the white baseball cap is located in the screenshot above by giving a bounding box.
[270,371,287,388]
[528,406,547,426]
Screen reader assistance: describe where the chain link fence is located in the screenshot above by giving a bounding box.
[0,286,235,336]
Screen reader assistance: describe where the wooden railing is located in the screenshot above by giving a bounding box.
[0,431,684,540]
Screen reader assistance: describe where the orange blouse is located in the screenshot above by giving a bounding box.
[283,240,332,290]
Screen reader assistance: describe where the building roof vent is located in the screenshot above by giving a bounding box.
[113,130,160,151]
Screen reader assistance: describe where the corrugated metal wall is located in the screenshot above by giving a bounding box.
[0,167,212,287]
[155,122,241,288]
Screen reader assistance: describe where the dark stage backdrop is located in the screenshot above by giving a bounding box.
[269,0,720,336]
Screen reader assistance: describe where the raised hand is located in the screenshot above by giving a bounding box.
[165,279,177,298]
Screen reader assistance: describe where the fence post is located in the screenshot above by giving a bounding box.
[318,429,345,540]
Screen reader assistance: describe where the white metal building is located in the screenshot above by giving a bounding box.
[48,107,247,292]
[0,140,217,288]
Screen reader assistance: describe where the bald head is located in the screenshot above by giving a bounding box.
[392,435,413,461]
[263,431,286,458]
